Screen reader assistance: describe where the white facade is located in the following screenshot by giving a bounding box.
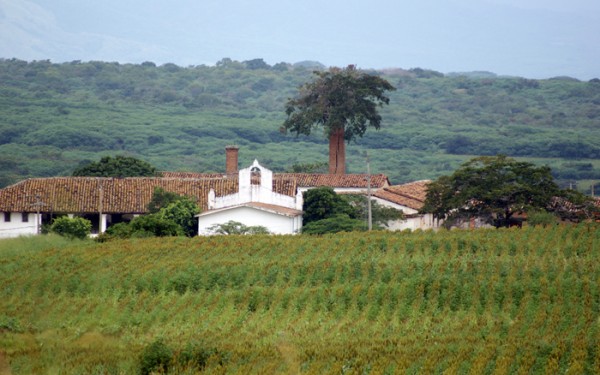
[208,160,303,211]
[198,205,302,235]
[0,212,41,238]
[371,197,437,231]
[199,160,303,235]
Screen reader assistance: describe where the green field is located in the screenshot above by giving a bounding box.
[1,226,599,373]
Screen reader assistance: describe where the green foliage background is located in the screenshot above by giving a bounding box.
[1,59,599,190]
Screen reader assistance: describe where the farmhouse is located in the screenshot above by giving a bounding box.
[3,146,434,238]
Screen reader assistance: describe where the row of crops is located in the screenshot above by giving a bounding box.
[0,225,599,373]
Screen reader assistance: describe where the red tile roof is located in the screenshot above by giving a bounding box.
[161,172,390,189]
[372,180,431,210]
[0,177,295,214]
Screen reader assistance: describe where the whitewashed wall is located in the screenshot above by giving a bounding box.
[198,206,301,235]
[370,197,438,231]
[0,212,40,238]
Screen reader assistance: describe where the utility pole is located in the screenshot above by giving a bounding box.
[366,152,372,231]
[28,195,46,234]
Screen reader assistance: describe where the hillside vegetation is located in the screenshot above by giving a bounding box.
[1,59,600,189]
[0,226,599,373]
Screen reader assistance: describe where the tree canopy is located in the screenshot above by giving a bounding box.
[422,155,560,228]
[282,65,395,173]
[72,155,157,177]
[301,187,404,234]
[302,187,357,225]
[283,65,395,141]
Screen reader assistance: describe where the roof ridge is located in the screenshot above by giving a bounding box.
[382,187,425,202]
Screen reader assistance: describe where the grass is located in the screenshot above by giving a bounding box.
[0,226,599,373]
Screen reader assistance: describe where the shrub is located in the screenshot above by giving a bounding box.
[139,339,173,375]
[178,342,222,371]
[527,210,558,227]
[302,214,367,235]
[208,220,269,235]
[129,214,183,237]
[50,216,92,239]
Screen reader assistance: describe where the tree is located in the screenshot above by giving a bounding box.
[72,155,157,177]
[342,194,404,228]
[282,65,395,174]
[207,221,270,235]
[422,155,560,228]
[287,161,329,173]
[302,187,357,224]
[147,187,185,213]
[301,187,366,234]
[128,214,183,237]
[159,199,200,237]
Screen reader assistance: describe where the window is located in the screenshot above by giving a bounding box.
[22,213,29,222]
[3,212,10,222]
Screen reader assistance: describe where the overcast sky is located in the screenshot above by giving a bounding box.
[1,0,598,79]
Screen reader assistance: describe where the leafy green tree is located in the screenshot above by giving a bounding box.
[287,161,329,173]
[420,175,453,224]
[159,199,200,237]
[208,220,270,235]
[50,216,92,239]
[282,65,395,174]
[342,194,405,228]
[147,187,187,213]
[422,155,560,228]
[128,214,183,237]
[302,187,357,224]
[72,155,157,177]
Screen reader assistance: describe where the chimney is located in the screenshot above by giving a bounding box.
[225,145,239,176]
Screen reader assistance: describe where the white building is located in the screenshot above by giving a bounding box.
[197,160,303,235]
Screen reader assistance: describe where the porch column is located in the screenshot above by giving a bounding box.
[100,214,108,233]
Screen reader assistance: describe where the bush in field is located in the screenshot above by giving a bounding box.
[302,214,366,235]
[179,342,224,371]
[50,216,92,239]
[129,214,183,237]
[139,339,173,375]
[527,210,558,227]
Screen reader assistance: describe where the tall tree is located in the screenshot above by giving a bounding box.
[72,155,157,177]
[422,155,560,228]
[282,65,395,174]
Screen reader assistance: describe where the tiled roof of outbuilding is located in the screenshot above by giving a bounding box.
[372,180,431,210]
[0,177,296,214]
[161,172,390,189]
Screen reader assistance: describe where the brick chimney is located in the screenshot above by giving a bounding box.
[225,145,239,176]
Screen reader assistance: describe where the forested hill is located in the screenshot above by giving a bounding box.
[1,58,599,190]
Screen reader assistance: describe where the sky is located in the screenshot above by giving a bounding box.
[0,0,599,80]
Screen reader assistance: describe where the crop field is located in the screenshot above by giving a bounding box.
[0,226,599,374]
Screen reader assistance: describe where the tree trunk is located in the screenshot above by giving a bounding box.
[329,127,346,174]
